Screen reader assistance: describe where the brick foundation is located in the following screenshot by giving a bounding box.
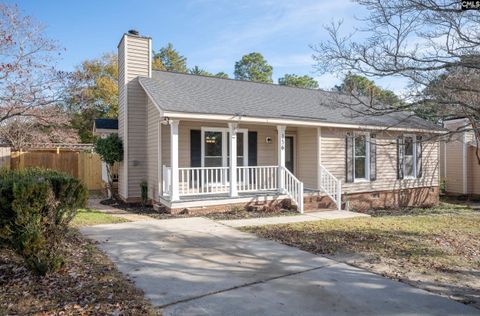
[167,198,294,215]
[306,186,439,212]
[147,186,439,215]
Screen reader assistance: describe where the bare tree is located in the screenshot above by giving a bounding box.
[312,0,480,157]
[0,4,71,125]
[0,107,79,150]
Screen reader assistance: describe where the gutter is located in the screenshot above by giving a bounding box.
[161,111,446,134]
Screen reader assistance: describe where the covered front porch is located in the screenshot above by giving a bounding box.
[157,119,342,213]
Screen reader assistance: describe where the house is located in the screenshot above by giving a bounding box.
[93,118,119,138]
[440,117,480,196]
[117,31,443,213]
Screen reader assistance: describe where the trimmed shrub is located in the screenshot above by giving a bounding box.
[140,181,148,206]
[0,168,88,275]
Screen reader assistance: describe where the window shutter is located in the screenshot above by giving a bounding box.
[370,134,377,181]
[190,130,201,167]
[345,133,354,183]
[248,131,257,166]
[416,135,423,178]
[397,136,404,179]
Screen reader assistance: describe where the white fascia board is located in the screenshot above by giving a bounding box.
[162,111,446,134]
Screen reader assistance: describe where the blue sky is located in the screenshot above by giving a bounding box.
[11,0,404,91]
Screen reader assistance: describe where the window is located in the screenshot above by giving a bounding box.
[204,131,223,167]
[353,134,369,181]
[201,127,248,167]
[403,135,416,178]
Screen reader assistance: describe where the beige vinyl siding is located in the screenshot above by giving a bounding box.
[161,124,171,167]
[468,147,480,195]
[117,36,126,197]
[320,128,439,194]
[466,130,476,144]
[118,34,150,198]
[443,119,468,195]
[296,127,318,188]
[439,140,445,179]
[146,99,159,200]
[445,141,464,194]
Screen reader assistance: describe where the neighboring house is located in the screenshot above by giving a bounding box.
[93,118,119,190]
[440,118,480,196]
[93,118,119,138]
[117,31,443,213]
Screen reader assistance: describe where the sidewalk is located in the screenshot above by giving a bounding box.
[217,210,369,227]
[88,199,153,222]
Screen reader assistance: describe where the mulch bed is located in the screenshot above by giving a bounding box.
[0,230,159,315]
[100,199,299,220]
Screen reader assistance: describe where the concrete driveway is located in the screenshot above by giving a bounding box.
[81,218,478,316]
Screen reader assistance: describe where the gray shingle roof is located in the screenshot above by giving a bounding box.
[139,71,443,131]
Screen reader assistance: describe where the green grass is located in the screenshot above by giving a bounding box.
[70,209,129,227]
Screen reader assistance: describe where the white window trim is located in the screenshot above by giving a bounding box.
[403,134,417,179]
[353,132,370,182]
[200,127,248,167]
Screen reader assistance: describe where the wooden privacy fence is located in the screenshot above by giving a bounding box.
[0,147,11,170]
[10,150,103,191]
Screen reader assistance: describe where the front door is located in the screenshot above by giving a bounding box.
[285,136,294,173]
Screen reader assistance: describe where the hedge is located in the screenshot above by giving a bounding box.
[0,168,88,275]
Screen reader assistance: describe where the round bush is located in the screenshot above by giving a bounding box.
[0,168,88,275]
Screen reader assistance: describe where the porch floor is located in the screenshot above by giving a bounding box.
[161,188,324,202]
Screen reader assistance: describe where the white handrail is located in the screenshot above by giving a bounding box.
[178,166,229,195]
[319,165,342,210]
[237,166,278,192]
[282,167,304,213]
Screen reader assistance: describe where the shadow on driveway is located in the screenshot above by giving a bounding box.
[81,218,478,316]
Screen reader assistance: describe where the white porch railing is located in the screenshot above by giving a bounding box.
[237,166,278,192]
[178,166,230,195]
[281,167,304,213]
[319,165,342,210]
[162,164,305,213]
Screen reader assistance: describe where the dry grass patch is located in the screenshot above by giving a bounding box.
[243,202,480,309]
[0,230,159,315]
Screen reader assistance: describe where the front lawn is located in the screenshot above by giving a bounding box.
[243,201,480,309]
[0,230,159,315]
[70,208,130,227]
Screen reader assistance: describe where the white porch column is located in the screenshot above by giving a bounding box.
[317,127,322,190]
[229,123,238,197]
[157,119,162,198]
[170,120,180,201]
[277,125,286,192]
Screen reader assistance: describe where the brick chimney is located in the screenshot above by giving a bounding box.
[117,30,151,199]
